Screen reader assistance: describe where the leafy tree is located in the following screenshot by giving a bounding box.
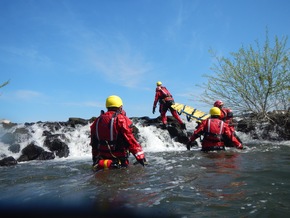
[199,32,290,119]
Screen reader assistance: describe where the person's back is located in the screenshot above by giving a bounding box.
[90,95,146,170]
[201,117,227,148]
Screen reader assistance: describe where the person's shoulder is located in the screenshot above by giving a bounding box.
[198,119,207,126]
[116,113,133,126]
[224,107,232,112]
[223,121,230,128]
[116,112,129,120]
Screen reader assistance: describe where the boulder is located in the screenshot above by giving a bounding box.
[17,142,55,162]
[67,117,89,127]
[43,135,70,158]
[0,156,17,166]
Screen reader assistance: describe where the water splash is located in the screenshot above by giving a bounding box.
[1,119,289,161]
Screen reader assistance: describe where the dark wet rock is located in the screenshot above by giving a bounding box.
[43,135,69,158]
[68,117,89,127]
[131,116,189,144]
[16,142,56,163]
[42,130,52,137]
[237,111,290,140]
[37,151,55,160]
[43,122,64,131]
[18,142,45,162]
[0,156,17,166]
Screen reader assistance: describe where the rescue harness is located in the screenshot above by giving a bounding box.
[94,111,128,169]
[204,119,224,142]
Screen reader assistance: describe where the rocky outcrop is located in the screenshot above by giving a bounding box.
[1,112,289,167]
[17,142,55,162]
[236,111,290,140]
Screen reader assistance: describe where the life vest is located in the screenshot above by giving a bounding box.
[203,118,224,142]
[220,108,233,124]
[157,86,174,103]
[220,109,227,121]
[95,111,129,160]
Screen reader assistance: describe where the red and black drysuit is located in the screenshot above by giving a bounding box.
[219,107,242,146]
[189,117,243,151]
[219,108,233,124]
[90,109,146,170]
[153,86,183,125]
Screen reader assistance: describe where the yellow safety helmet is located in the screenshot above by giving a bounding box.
[209,107,221,116]
[156,81,162,86]
[106,95,123,108]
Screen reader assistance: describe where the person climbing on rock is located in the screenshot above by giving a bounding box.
[152,81,186,129]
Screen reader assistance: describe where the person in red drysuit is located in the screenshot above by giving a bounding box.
[187,107,243,152]
[152,81,186,129]
[214,100,243,146]
[90,95,147,170]
[213,100,233,124]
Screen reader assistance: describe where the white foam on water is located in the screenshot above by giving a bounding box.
[1,118,289,160]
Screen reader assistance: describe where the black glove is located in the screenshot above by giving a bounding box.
[137,158,148,166]
[186,141,191,150]
[152,107,156,114]
[186,140,198,150]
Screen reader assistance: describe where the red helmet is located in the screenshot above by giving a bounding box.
[214,100,224,108]
[227,109,233,118]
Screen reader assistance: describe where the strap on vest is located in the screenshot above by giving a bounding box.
[96,111,120,142]
[205,119,224,141]
[95,111,121,159]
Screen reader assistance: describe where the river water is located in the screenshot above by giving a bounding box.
[0,121,290,217]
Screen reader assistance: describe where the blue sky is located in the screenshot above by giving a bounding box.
[1,0,289,123]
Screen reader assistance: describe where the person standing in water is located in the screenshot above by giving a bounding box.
[90,95,147,170]
[187,107,243,151]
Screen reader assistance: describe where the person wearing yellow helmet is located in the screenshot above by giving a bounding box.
[156,81,162,86]
[209,106,221,116]
[90,95,147,170]
[187,107,243,151]
[105,95,123,108]
[152,81,186,129]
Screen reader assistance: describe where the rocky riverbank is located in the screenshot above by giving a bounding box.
[1,111,289,167]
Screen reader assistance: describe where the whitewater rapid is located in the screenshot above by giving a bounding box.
[1,118,289,162]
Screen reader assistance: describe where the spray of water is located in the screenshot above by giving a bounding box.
[1,119,289,161]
